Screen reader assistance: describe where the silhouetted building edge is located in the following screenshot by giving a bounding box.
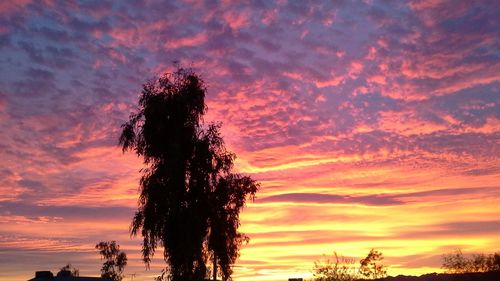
[28,270,113,281]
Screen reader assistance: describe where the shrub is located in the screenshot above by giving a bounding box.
[312,252,359,281]
[442,249,500,273]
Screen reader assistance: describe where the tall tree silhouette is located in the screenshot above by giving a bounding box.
[96,241,127,281]
[120,68,258,281]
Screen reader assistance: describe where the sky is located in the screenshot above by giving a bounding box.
[0,0,499,280]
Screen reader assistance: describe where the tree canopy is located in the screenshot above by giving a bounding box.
[96,241,127,281]
[442,249,500,273]
[312,249,387,281]
[120,68,258,281]
[57,264,79,277]
[359,249,387,279]
[312,252,358,281]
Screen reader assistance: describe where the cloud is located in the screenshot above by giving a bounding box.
[257,187,499,207]
[0,0,32,15]
[0,1,499,280]
[259,192,402,206]
[164,32,208,49]
[0,201,133,221]
[395,220,500,239]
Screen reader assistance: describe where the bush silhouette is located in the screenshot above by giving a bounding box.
[359,249,387,279]
[56,264,79,277]
[312,249,387,280]
[312,252,359,281]
[442,249,500,273]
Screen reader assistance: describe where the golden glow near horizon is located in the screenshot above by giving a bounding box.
[228,146,500,280]
[1,1,499,281]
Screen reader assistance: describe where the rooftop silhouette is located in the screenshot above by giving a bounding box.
[28,270,112,281]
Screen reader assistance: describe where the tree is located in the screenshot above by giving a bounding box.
[312,252,359,281]
[120,67,258,281]
[359,249,387,279]
[442,249,500,273]
[57,264,79,277]
[312,250,388,281]
[494,253,500,270]
[96,241,128,281]
[442,249,468,273]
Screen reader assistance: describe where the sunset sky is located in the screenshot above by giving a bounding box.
[1,1,499,280]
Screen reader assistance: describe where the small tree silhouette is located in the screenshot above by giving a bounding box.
[312,252,359,281]
[57,264,79,277]
[359,249,387,279]
[96,241,127,281]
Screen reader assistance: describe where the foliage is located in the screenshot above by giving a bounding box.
[120,67,258,281]
[312,249,387,281]
[57,264,79,277]
[96,241,127,281]
[359,249,387,279]
[154,268,169,281]
[495,253,500,270]
[312,252,359,281]
[442,249,500,273]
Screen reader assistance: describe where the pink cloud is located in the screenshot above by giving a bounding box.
[367,74,386,85]
[261,9,278,25]
[0,0,32,14]
[223,10,250,31]
[164,31,208,49]
[408,0,447,11]
[315,75,344,88]
[348,61,364,78]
